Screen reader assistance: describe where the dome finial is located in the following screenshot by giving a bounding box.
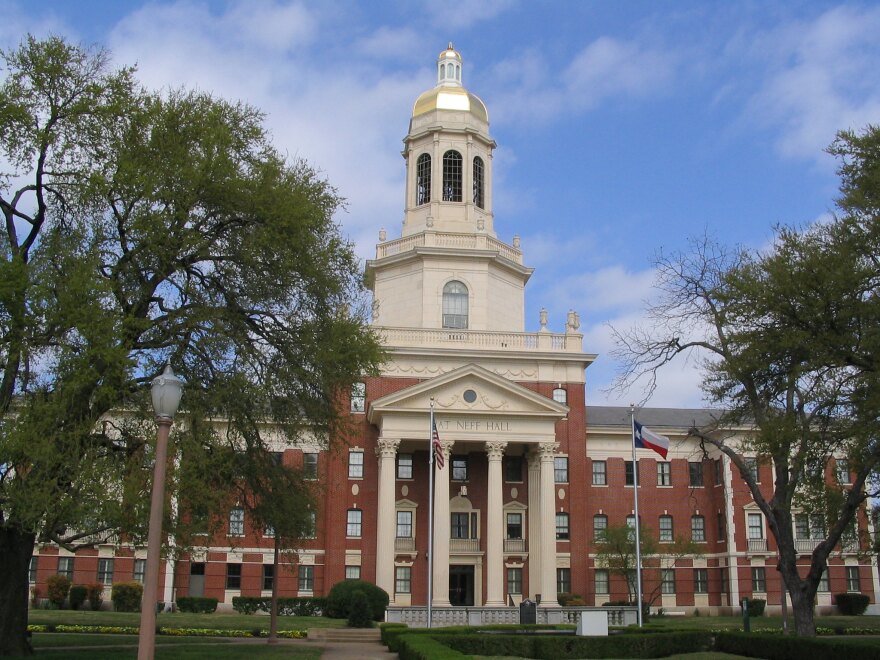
[448,41,454,50]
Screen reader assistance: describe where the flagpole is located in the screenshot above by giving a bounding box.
[630,404,643,627]
[427,399,435,629]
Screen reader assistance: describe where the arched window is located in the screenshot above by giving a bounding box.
[416,153,431,205]
[442,280,468,329]
[455,64,460,80]
[442,150,462,202]
[447,63,454,78]
[473,156,484,209]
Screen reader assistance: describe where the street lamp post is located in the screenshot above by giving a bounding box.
[138,363,183,660]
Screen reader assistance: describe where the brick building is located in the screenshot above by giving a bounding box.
[29,45,878,616]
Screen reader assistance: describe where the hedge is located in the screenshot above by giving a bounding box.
[325,580,388,621]
[715,631,880,659]
[69,585,87,610]
[176,596,218,613]
[397,632,474,660]
[381,624,571,653]
[835,593,870,616]
[230,596,326,616]
[111,582,143,612]
[743,597,766,616]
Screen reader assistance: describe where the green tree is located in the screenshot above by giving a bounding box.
[612,126,880,636]
[593,522,700,612]
[0,36,381,655]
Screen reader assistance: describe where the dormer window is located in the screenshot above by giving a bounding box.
[416,153,431,205]
[443,281,468,329]
[473,157,484,209]
[442,150,462,202]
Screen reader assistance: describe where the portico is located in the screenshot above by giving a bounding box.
[368,364,568,607]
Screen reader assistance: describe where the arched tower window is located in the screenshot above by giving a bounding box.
[416,153,431,205]
[442,281,468,329]
[442,150,462,202]
[473,156,484,209]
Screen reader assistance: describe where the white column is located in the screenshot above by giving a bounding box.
[432,440,453,606]
[375,438,400,600]
[527,451,542,600]
[485,440,507,606]
[538,442,559,606]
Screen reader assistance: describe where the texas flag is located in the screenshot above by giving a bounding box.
[633,420,670,459]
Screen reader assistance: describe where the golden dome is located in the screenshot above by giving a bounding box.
[412,86,489,122]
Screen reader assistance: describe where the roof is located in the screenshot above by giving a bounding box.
[587,406,725,430]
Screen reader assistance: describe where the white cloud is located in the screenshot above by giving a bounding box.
[426,0,517,30]
[740,5,880,162]
[354,26,422,59]
[488,36,676,125]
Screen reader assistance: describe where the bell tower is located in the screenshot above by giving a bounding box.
[366,45,532,332]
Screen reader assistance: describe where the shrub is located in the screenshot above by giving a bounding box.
[69,585,87,610]
[176,596,219,613]
[277,596,326,616]
[743,597,766,616]
[716,631,880,660]
[325,579,389,621]
[85,583,104,611]
[46,575,71,608]
[836,593,870,616]
[347,590,374,628]
[557,592,585,606]
[232,596,266,615]
[111,582,143,612]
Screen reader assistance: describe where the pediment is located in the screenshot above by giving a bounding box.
[367,363,568,425]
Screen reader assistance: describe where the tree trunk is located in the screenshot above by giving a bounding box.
[789,585,816,637]
[0,527,36,656]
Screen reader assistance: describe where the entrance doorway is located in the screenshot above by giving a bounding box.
[449,565,475,606]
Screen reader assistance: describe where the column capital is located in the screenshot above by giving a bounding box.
[376,438,400,459]
[437,440,455,465]
[484,440,507,460]
[537,442,560,461]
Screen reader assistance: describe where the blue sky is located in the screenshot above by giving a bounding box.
[4,0,880,408]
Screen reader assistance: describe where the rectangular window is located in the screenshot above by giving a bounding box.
[451,455,468,481]
[694,568,708,594]
[395,566,411,594]
[718,512,726,542]
[751,567,766,593]
[554,456,568,483]
[305,510,317,539]
[504,456,523,482]
[836,458,850,484]
[133,559,146,583]
[592,460,607,485]
[625,461,635,486]
[396,511,413,538]
[303,452,318,479]
[556,513,570,541]
[794,514,824,540]
[595,569,609,594]
[720,568,728,593]
[347,509,362,537]
[659,515,673,542]
[657,462,671,486]
[263,564,274,591]
[747,513,764,539]
[229,507,245,536]
[557,567,571,595]
[689,461,704,487]
[226,563,242,590]
[506,513,523,539]
[691,515,705,542]
[298,565,314,592]
[350,382,366,412]
[264,525,275,538]
[29,557,38,583]
[507,567,523,594]
[744,457,759,483]
[847,566,861,592]
[397,453,413,480]
[715,459,723,486]
[661,568,675,594]
[57,557,74,580]
[348,451,364,479]
[818,569,829,592]
[593,514,608,542]
[345,566,361,580]
[451,512,470,539]
[97,558,114,586]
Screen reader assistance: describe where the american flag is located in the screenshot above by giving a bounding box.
[432,421,444,469]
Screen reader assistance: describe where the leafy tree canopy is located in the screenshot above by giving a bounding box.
[0,35,382,654]
[612,125,880,636]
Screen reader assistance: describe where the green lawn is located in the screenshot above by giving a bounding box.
[28,609,345,631]
[33,634,233,648]
[33,641,321,659]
